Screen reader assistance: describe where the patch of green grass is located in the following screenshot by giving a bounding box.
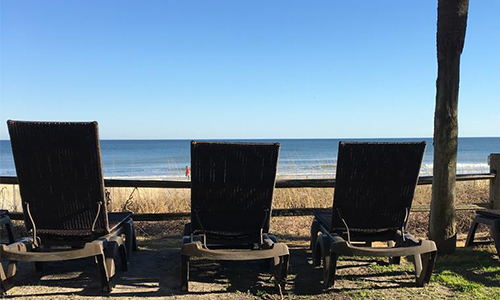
[474,265,500,283]
[433,270,483,293]
[368,262,412,273]
[431,248,500,300]
[255,289,267,298]
[435,248,497,270]
[348,289,381,300]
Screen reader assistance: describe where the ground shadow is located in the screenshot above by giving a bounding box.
[2,238,180,298]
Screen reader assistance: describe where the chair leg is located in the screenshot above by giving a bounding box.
[0,261,17,295]
[310,218,321,251]
[180,255,189,292]
[132,228,138,252]
[388,241,401,265]
[123,220,136,257]
[274,255,289,291]
[261,257,274,270]
[104,241,119,281]
[4,221,15,244]
[415,251,437,287]
[183,223,192,237]
[413,254,423,279]
[34,245,48,272]
[119,244,128,271]
[323,251,338,289]
[0,266,8,295]
[313,238,323,267]
[465,216,480,247]
[96,253,113,293]
[492,219,500,256]
[34,262,44,272]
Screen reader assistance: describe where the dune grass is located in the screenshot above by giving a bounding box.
[104,179,489,213]
[0,180,489,214]
[0,179,490,238]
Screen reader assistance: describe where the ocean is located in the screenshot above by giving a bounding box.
[0,138,498,179]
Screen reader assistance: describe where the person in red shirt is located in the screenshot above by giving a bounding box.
[185,166,190,179]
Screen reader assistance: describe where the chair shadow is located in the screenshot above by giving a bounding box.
[287,243,420,295]
[185,259,278,295]
[6,234,497,298]
[2,238,180,298]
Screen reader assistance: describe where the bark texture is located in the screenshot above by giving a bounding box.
[430,0,470,254]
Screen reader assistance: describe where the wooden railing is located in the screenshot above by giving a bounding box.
[0,169,500,221]
[1,153,499,221]
[0,173,495,188]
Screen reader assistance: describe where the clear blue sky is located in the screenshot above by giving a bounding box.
[0,1,499,139]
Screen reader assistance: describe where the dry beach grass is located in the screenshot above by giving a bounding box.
[0,179,491,235]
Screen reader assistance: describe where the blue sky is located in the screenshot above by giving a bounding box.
[0,1,499,139]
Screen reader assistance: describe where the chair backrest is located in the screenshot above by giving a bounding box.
[190,141,280,238]
[330,141,425,233]
[7,120,109,237]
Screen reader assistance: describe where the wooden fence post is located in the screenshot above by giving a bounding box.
[490,153,500,209]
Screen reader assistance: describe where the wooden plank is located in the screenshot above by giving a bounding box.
[5,203,491,221]
[417,173,496,185]
[0,173,495,189]
[411,203,490,212]
[0,176,18,185]
[489,154,500,209]
[276,179,335,188]
[105,179,190,188]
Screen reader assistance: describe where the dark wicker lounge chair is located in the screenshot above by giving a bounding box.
[180,141,289,292]
[0,121,136,294]
[310,142,437,288]
[0,210,15,244]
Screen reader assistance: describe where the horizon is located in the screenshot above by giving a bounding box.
[1,136,500,142]
[1,1,499,139]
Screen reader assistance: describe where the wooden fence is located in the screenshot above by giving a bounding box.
[1,153,499,221]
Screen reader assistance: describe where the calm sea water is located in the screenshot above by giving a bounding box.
[0,138,498,179]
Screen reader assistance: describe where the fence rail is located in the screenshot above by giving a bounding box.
[0,173,495,189]
[3,203,493,221]
[1,170,497,221]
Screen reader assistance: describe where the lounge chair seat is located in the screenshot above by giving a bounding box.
[0,121,137,294]
[310,142,437,289]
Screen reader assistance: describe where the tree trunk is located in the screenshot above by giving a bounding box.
[429,0,469,254]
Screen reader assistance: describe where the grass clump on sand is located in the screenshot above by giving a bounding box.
[434,270,483,293]
[430,247,500,300]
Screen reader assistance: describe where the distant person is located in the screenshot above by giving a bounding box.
[185,166,190,179]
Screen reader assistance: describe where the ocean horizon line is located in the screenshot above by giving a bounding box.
[1,136,499,142]
[1,138,497,178]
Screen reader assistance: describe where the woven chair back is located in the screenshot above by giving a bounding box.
[8,121,109,237]
[331,142,425,233]
[190,141,279,237]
